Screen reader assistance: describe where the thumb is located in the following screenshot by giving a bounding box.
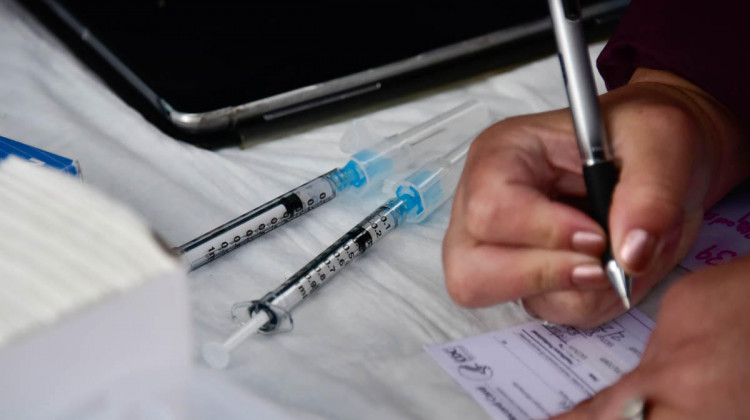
[606,102,706,275]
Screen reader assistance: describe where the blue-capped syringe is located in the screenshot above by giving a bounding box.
[202,138,473,369]
[176,101,488,271]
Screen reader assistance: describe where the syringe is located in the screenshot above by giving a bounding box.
[202,138,472,369]
[176,101,489,271]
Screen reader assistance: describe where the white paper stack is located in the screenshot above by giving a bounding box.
[0,157,191,419]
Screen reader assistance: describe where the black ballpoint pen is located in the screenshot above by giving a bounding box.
[548,0,632,308]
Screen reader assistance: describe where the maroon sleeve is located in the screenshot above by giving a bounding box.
[596,0,750,125]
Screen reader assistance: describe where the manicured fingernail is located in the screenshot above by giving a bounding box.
[572,231,606,254]
[620,229,657,272]
[620,396,645,420]
[572,264,606,287]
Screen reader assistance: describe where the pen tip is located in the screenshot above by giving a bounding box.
[605,259,632,310]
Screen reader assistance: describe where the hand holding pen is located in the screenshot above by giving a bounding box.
[442,21,737,327]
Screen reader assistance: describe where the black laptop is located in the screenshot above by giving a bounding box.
[24,0,629,148]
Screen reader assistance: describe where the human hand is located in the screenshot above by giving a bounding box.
[552,254,750,419]
[442,68,749,326]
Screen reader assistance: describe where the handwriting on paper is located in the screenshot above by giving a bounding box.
[680,187,750,271]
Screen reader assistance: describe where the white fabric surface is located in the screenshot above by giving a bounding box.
[0,1,658,418]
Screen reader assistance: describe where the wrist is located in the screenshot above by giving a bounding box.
[626,68,750,208]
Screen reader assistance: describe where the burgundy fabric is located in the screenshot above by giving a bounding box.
[597,0,750,125]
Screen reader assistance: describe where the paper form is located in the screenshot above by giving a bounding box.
[426,310,654,420]
[679,186,750,271]
[427,184,750,419]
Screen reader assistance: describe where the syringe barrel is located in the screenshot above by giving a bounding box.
[342,100,490,195]
[176,101,489,270]
[177,170,340,270]
[256,198,407,325]
[395,143,470,224]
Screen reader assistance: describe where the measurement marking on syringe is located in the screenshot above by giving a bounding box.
[181,176,337,269]
[184,102,485,278]
[202,127,477,369]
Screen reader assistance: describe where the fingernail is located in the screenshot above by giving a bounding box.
[620,229,657,272]
[571,264,606,287]
[620,396,645,420]
[572,231,606,254]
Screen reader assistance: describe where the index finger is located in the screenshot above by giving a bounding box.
[457,115,606,253]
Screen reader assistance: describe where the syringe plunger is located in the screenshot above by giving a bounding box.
[201,311,270,369]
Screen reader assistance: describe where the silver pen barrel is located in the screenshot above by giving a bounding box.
[549,0,614,166]
[549,0,632,308]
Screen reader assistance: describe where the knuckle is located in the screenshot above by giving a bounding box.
[466,131,491,158]
[526,257,558,294]
[465,122,512,162]
[444,271,481,308]
[463,192,497,240]
[536,217,564,249]
[442,248,481,307]
[461,148,507,241]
